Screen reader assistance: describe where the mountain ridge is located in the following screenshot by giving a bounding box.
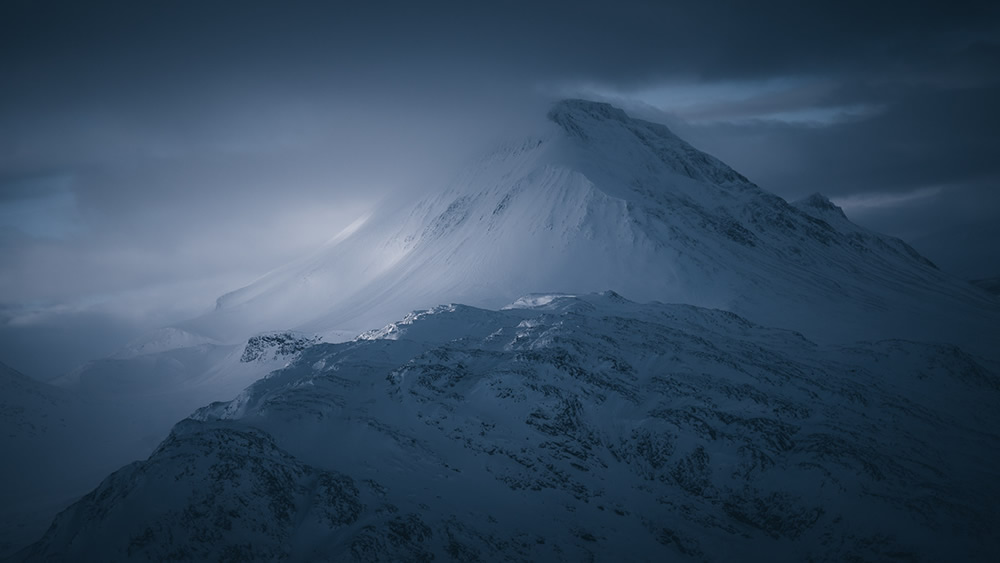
[179,99,996,359]
[9,99,999,559]
[20,292,1000,561]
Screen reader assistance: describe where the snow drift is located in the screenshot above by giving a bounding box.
[187,100,998,359]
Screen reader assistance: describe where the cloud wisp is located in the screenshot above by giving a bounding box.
[1,0,998,378]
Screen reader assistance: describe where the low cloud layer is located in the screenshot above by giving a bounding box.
[2,0,998,378]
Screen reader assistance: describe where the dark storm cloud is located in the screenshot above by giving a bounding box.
[653,73,1000,278]
[674,82,1000,199]
[3,1,998,94]
[1,0,998,377]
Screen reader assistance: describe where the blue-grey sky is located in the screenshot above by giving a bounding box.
[2,0,998,379]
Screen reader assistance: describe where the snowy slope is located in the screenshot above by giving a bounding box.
[0,331,321,557]
[2,356,221,558]
[186,100,999,358]
[22,294,1000,561]
[48,98,993,481]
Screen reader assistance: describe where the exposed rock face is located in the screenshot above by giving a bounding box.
[240,332,322,363]
[24,293,1000,561]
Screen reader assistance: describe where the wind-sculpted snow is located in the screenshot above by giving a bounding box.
[23,293,1000,561]
[190,99,999,359]
[547,100,751,188]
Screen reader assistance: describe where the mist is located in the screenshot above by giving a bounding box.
[3,3,1000,559]
[2,0,998,379]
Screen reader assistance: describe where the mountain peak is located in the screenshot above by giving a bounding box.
[548,98,631,127]
[548,98,751,188]
[183,99,995,357]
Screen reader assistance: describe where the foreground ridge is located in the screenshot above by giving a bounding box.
[23,293,1000,561]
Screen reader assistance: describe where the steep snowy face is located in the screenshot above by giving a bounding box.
[26,294,1000,561]
[546,99,752,191]
[189,99,998,356]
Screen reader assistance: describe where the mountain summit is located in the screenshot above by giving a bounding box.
[11,100,1000,561]
[188,99,996,356]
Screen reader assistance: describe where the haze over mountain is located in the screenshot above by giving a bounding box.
[4,100,998,561]
[4,1,998,383]
[185,100,998,357]
[3,1,999,559]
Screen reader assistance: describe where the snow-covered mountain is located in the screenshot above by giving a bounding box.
[48,98,996,453]
[21,293,1000,561]
[184,99,997,358]
[0,332,321,557]
[9,99,1000,560]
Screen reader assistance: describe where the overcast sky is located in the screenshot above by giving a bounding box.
[2,0,998,379]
